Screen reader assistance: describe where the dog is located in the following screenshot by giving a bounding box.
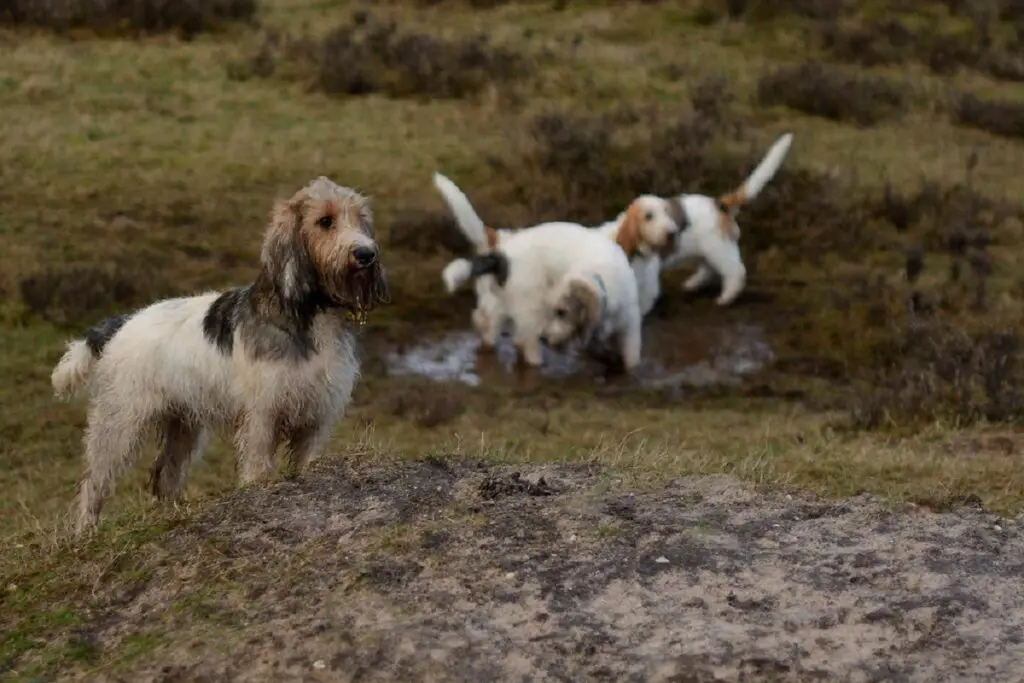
[604,132,794,308]
[466,221,643,370]
[50,176,389,536]
[434,172,679,345]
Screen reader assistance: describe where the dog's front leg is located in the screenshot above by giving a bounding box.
[235,413,280,485]
[520,336,544,367]
[284,422,332,478]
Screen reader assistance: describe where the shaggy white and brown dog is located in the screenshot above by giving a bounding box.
[51,177,389,536]
[434,172,678,348]
[605,132,794,309]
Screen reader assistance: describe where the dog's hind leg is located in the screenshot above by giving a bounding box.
[149,416,208,501]
[619,313,643,372]
[683,263,715,292]
[74,399,152,537]
[283,422,332,478]
[703,242,746,306]
[235,413,280,486]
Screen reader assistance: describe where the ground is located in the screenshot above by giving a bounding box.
[2,0,1024,680]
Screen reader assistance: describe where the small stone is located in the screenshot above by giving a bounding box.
[994,525,1003,532]
[6,583,16,592]
[569,534,577,542]
[655,556,670,564]
[505,572,516,580]
[313,660,326,670]
[772,524,781,528]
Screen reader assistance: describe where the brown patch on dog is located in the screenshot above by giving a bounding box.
[615,201,642,257]
[566,276,603,341]
[716,188,747,241]
[484,225,499,252]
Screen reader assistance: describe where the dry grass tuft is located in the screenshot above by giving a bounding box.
[756,62,909,126]
[229,11,532,100]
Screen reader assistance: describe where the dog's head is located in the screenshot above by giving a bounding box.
[614,195,681,259]
[540,274,604,351]
[262,176,390,323]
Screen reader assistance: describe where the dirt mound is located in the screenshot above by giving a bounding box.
[61,459,1024,681]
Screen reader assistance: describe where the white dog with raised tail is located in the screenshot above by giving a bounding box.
[665,132,794,306]
[434,172,513,348]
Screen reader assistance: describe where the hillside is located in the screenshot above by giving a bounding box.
[2,0,1024,679]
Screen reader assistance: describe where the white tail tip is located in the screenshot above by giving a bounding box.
[51,340,96,401]
[442,258,474,294]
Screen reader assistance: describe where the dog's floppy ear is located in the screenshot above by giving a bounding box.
[615,201,641,257]
[468,252,510,287]
[485,226,499,251]
[567,276,602,339]
[263,189,319,304]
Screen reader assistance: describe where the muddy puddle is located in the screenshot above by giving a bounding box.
[382,319,774,389]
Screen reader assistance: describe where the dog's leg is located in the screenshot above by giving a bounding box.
[74,401,150,537]
[703,243,746,306]
[619,312,643,372]
[235,413,279,486]
[683,263,715,292]
[283,422,332,478]
[149,416,208,501]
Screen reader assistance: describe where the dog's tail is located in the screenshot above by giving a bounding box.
[442,258,474,293]
[433,172,497,254]
[717,132,794,218]
[51,340,97,401]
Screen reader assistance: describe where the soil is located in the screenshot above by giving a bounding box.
[77,458,1023,683]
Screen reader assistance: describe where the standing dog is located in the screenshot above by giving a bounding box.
[51,177,389,536]
[434,172,679,345]
[666,132,794,305]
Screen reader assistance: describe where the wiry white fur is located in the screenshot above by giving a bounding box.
[51,294,358,537]
[663,132,793,306]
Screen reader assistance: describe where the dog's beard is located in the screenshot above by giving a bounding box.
[325,262,390,325]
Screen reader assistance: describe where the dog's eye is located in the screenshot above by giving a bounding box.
[554,307,568,319]
[644,211,653,221]
[316,215,334,229]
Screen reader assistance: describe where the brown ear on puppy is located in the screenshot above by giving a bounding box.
[615,201,641,257]
[567,277,603,337]
[484,225,499,252]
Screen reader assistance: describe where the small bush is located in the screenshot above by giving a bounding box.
[952,92,1024,139]
[19,260,172,328]
[232,12,532,101]
[0,0,256,38]
[756,62,908,125]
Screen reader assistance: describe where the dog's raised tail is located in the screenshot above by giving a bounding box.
[52,340,96,400]
[717,132,794,217]
[432,172,497,254]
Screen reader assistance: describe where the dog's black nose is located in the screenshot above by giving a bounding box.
[352,246,378,268]
[539,335,549,345]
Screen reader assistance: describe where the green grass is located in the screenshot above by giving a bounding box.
[3,0,1024,676]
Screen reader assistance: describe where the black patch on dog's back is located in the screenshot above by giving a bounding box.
[469,252,510,287]
[86,314,132,355]
[203,288,246,355]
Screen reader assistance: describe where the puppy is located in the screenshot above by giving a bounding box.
[51,177,389,536]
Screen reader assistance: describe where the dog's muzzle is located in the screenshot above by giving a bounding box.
[336,250,390,326]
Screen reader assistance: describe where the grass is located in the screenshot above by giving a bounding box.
[2,0,1024,677]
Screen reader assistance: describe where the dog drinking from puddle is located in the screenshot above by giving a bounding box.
[470,222,644,372]
[51,177,389,536]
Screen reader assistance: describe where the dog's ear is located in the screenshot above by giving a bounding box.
[615,201,641,257]
[485,225,499,251]
[263,191,318,304]
[567,276,602,338]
